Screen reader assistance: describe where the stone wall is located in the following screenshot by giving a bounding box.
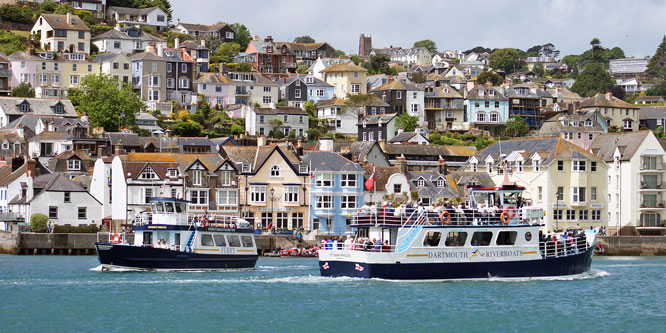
[0,231,18,254]
[598,236,666,255]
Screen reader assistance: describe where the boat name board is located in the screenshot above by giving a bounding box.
[147,225,168,229]
[428,249,526,259]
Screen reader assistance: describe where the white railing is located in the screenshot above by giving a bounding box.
[320,241,396,252]
[539,237,589,258]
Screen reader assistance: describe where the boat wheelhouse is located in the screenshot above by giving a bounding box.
[95,197,258,270]
[318,185,598,280]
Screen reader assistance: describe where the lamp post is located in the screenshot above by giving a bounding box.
[555,188,560,232]
[270,187,275,231]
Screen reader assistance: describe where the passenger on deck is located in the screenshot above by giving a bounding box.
[364,238,373,251]
[393,204,403,217]
[381,202,389,216]
[344,237,353,250]
[405,201,414,216]
[369,202,377,216]
[417,201,425,215]
[327,238,334,250]
[360,204,370,216]
[374,238,383,251]
[332,238,339,250]
[383,240,391,252]
[387,204,395,216]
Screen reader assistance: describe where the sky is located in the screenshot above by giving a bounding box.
[170,0,666,58]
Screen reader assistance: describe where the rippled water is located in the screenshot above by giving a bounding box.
[1,255,664,332]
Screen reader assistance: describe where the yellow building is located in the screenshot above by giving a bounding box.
[60,54,100,91]
[580,92,640,131]
[321,62,367,99]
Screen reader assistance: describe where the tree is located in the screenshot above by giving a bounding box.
[350,55,362,65]
[74,9,95,26]
[0,31,27,57]
[526,45,542,57]
[296,61,310,74]
[268,118,283,137]
[504,116,530,137]
[30,213,49,233]
[53,4,75,14]
[160,31,194,48]
[590,38,603,62]
[532,63,545,77]
[465,46,492,54]
[489,48,521,74]
[230,23,251,50]
[293,35,315,44]
[540,43,560,58]
[108,0,172,21]
[364,54,396,75]
[414,39,437,54]
[171,121,201,137]
[334,50,345,58]
[71,74,144,132]
[0,5,33,24]
[647,36,666,95]
[571,62,615,97]
[476,70,503,85]
[211,42,241,63]
[395,112,418,132]
[11,83,35,98]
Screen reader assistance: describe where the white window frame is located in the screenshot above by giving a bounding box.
[189,190,208,205]
[315,195,332,209]
[67,159,80,171]
[192,170,202,186]
[340,174,357,188]
[250,185,266,203]
[217,190,237,206]
[270,165,281,177]
[315,174,333,187]
[340,195,357,209]
[573,160,586,172]
[284,185,299,203]
[572,187,586,203]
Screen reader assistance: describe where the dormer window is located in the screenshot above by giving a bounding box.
[19,103,29,113]
[417,179,425,187]
[140,166,158,179]
[1,141,8,149]
[270,164,281,177]
[54,105,64,114]
[488,89,494,96]
[168,169,178,178]
[67,159,81,171]
[437,179,445,187]
[585,120,593,127]
[487,162,493,174]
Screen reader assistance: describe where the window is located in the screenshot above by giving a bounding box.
[40,74,48,84]
[592,210,601,221]
[228,235,242,247]
[417,179,425,187]
[341,195,356,209]
[67,159,80,170]
[261,213,271,229]
[151,62,157,72]
[192,170,202,185]
[351,84,360,93]
[78,207,86,220]
[566,209,575,220]
[88,64,92,72]
[72,64,77,72]
[362,132,367,141]
[579,210,588,221]
[181,63,187,73]
[573,160,586,172]
[537,186,543,201]
[276,212,288,229]
[624,120,633,130]
[396,91,402,99]
[270,165,281,177]
[284,186,299,203]
[553,209,562,220]
[140,166,157,179]
[149,90,159,101]
[445,232,467,247]
[292,212,303,229]
[393,184,401,193]
[556,187,564,201]
[471,232,492,246]
[167,63,172,73]
[485,101,490,108]
[477,112,486,122]
[557,160,564,171]
[157,15,165,22]
[143,188,152,204]
[591,161,597,172]
[496,231,517,245]
[64,192,71,203]
[199,234,214,247]
[316,174,333,187]
[533,160,540,172]
[226,31,234,39]
[423,232,442,246]
[220,171,231,186]
[295,90,301,98]
[572,187,586,202]
[315,195,332,209]
[49,206,58,219]
[179,78,189,89]
[487,162,493,174]
[217,190,237,206]
[263,95,271,104]
[591,187,597,201]
[341,174,357,188]
[189,190,208,205]
[317,89,324,97]
[283,115,288,123]
[149,75,159,87]
[495,101,500,108]
[70,75,79,84]
[78,42,84,51]
[263,86,271,93]
[250,185,266,203]
[114,41,121,49]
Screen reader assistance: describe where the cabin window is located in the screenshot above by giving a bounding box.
[213,235,227,247]
[471,232,493,246]
[241,236,254,247]
[227,235,241,247]
[525,232,532,241]
[143,232,152,245]
[445,232,467,247]
[423,232,441,247]
[496,231,517,245]
[201,234,214,246]
[164,202,175,213]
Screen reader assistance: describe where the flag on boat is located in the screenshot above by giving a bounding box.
[322,262,329,269]
[365,171,375,191]
[355,263,364,271]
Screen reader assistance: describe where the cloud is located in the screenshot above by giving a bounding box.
[170,0,665,57]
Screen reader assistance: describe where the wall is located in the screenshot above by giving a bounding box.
[599,236,666,255]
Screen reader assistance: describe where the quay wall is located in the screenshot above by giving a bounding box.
[0,231,19,254]
[598,236,666,256]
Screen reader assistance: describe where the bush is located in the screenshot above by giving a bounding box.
[53,225,100,233]
[334,132,346,140]
[0,5,33,24]
[30,213,49,233]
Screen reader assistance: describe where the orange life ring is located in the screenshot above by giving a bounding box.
[440,211,451,225]
[110,233,120,244]
[501,207,516,225]
[201,215,209,227]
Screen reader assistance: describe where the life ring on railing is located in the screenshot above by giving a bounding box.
[440,211,451,225]
[110,233,121,244]
[501,208,516,225]
[201,215,209,227]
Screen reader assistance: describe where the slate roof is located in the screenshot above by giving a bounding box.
[92,28,164,42]
[361,113,397,126]
[180,40,208,50]
[0,98,77,118]
[0,164,25,186]
[35,173,87,192]
[39,13,90,31]
[254,106,308,115]
[388,132,417,143]
[220,146,258,166]
[639,106,666,120]
[195,72,230,84]
[384,144,477,157]
[580,93,639,109]
[177,22,231,33]
[539,112,605,136]
[589,131,651,162]
[474,137,602,166]
[406,171,459,199]
[108,133,144,146]
[176,137,214,146]
[129,51,165,61]
[93,52,124,63]
[466,84,507,100]
[428,83,463,99]
[302,151,363,173]
[47,150,94,172]
[370,79,420,92]
[314,97,347,108]
[282,75,332,87]
[350,141,382,162]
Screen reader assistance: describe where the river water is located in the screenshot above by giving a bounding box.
[0,255,663,332]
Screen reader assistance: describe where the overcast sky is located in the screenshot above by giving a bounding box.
[171,0,665,58]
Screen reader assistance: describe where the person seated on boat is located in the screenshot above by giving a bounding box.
[374,238,383,251]
[359,204,370,216]
[364,238,374,251]
[382,240,391,252]
[321,238,327,249]
[332,238,339,250]
[455,204,466,218]
[381,202,389,216]
[369,202,377,216]
[405,201,414,216]
[387,203,395,216]
[327,238,334,250]
[344,237,353,250]
[393,204,404,217]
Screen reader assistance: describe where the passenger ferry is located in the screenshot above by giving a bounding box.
[95,197,258,270]
[318,185,598,280]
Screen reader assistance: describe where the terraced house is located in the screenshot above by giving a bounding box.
[464,83,509,135]
[580,92,640,131]
[195,71,278,108]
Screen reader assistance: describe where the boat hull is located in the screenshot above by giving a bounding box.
[95,243,258,270]
[319,249,594,280]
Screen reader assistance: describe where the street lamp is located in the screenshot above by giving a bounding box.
[270,187,275,232]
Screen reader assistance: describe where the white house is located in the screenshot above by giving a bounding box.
[31,13,91,54]
[245,105,309,138]
[92,26,166,54]
[106,6,168,31]
[28,174,103,227]
[315,97,359,136]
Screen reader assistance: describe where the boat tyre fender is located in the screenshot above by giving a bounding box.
[110,233,121,244]
[440,211,451,225]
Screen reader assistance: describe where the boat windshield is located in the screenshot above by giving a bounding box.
[153,202,165,213]
[175,202,186,213]
[165,202,175,213]
[503,191,520,205]
[473,191,497,206]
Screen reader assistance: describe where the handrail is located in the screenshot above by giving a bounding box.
[539,236,588,258]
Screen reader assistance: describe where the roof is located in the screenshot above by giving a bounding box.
[361,114,397,126]
[580,93,639,109]
[93,52,125,63]
[0,164,25,186]
[635,96,664,102]
[370,79,420,92]
[177,22,231,33]
[475,137,602,166]
[221,146,258,165]
[407,171,459,199]
[539,112,605,135]
[384,144,477,157]
[129,51,166,61]
[314,97,347,108]
[108,132,143,146]
[0,97,77,117]
[466,84,507,100]
[108,6,161,16]
[589,131,651,161]
[254,106,308,115]
[39,13,90,31]
[34,173,87,192]
[320,62,367,73]
[176,137,215,146]
[283,42,330,51]
[301,151,364,172]
[350,141,382,162]
[362,165,401,192]
[180,40,208,50]
[388,132,417,143]
[195,72,230,84]
[609,58,649,74]
[639,106,666,120]
[92,27,164,42]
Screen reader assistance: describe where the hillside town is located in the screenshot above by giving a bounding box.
[0,0,665,239]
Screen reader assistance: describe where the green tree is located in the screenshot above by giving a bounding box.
[0,31,27,56]
[268,118,283,137]
[108,0,172,21]
[30,213,49,233]
[334,50,345,58]
[230,23,251,50]
[526,45,542,57]
[296,61,310,74]
[647,36,666,95]
[53,4,75,14]
[395,112,418,132]
[532,63,545,77]
[74,9,95,26]
[172,121,201,137]
[211,42,241,63]
[237,63,253,72]
[465,46,492,54]
[589,38,603,62]
[71,74,144,132]
[414,39,437,54]
[476,70,503,85]
[293,35,315,44]
[571,62,615,97]
[230,123,245,136]
[489,48,521,74]
[504,116,530,137]
[160,31,194,48]
[10,82,35,98]
[364,54,396,75]
[0,5,33,23]
[350,55,362,65]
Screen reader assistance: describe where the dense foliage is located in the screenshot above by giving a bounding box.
[571,62,615,97]
[30,213,49,233]
[10,82,35,98]
[476,70,503,85]
[395,112,418,132]
[413,39,437,54]
[647,36,666,96]
[489,48,521,74]
[504,116,530,137]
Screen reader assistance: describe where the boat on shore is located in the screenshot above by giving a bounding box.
[95,197,258,271]
[318,185,598,280]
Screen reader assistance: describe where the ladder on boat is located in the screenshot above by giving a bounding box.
[185,229,197,253]
[395,210,428,253]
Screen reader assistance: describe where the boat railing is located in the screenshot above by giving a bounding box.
[354,207,538,227]
[320,241,396,253]
[539,236,589,258]
[96,231,127,244]
[133,212,241,228]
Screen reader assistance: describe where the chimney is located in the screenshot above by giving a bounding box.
[605,91,613,100]
[253,34,260,41]
[26,158,36,179]
[437,156,446,175]
[378,139,386,151]
[174,37,180,48]
[319,137,333,151]
[395,154,407,174]
[257,136,266,147]
[264,35,273,43]
[397,127,404,135]
[97,145,105,157]
[157,43,164,57]
[115,139,124,155]
[201,38,206,47]
[66,11,72,25]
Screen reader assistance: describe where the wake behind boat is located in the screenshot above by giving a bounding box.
[95,197,258,271]
[318,185,598,280]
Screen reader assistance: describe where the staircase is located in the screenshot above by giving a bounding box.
[395,210,428,253]
[185,230,197,252]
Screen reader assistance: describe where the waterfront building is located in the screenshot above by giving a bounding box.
[28,173,103,227]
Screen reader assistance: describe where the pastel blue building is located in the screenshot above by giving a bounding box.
[464,84,509,135]
[302,150,365,235]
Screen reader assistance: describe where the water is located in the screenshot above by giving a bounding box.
[0,255,664,332]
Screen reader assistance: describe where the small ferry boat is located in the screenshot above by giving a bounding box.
[318,185,598,280]
[95,197,258,270]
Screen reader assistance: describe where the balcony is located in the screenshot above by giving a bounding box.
[0,69,11,77]
[639,182,666,191]
[640,164,666,173]
[640,202,666,210]
[235,88,250,96]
